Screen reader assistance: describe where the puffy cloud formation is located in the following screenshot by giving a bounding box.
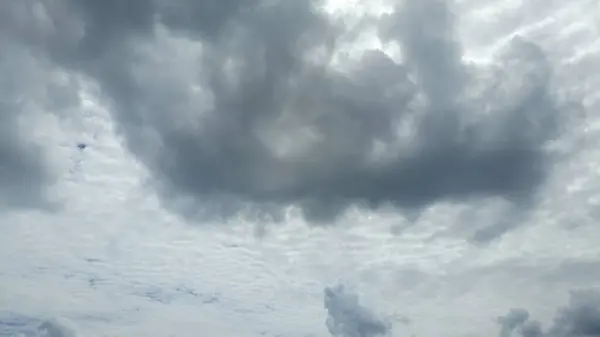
[0,0,565,232]
[498,290,600,337]
[324,284,391,337]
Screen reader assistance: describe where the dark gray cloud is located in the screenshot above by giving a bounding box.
[498,289,600,337]
[324,284,391,337]
[1,0,563,229]
[499,309,532,337]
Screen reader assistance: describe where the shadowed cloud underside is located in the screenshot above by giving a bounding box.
[0,0,565,235]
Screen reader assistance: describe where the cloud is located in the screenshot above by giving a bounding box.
[322,285,600,337]
[0,6,78,210]
[0,0,563,232]
[0,108,50,210]
[498,289,600,337]
[324,284,391,337]
[0,313,75,337]
[2,287,598,337]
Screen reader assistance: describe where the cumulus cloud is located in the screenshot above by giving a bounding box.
[0,0,564,233]
[324,284,391,337]
[498,289,600,337]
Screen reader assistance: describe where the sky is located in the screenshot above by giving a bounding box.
[1,0,600,336]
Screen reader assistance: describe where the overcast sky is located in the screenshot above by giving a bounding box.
[1,0,600,336]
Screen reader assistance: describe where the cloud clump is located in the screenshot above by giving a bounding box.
[324,284,392,337]
[498,289,600,337]
[0,0,564,232]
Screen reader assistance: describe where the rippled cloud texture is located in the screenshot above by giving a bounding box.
[3,285,600,337]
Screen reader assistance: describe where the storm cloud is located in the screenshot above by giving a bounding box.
[1,0,563,227]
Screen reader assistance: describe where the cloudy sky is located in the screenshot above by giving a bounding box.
[1,0,600,336]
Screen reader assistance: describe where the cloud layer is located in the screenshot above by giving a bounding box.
[0,0,564,231]
[0,313,74,337]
